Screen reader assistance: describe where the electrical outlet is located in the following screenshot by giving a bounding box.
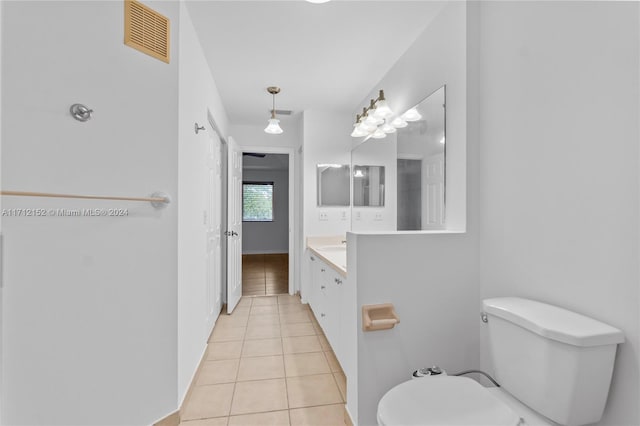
[355,211,362,221]
[319,211,329,221]
[374,212,383,221]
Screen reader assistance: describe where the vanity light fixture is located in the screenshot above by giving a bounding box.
[351,89,397,139]
[264,86,284,135]
[401,107,422,122]
[306,0,331,3]
[380,122,397,134]
[390,116,408,128]
[371,127,387,139]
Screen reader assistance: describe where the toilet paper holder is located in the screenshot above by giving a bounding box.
[362,303,400,331]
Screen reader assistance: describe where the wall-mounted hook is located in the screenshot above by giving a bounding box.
[195,123,205,134]
[70,104,93,122]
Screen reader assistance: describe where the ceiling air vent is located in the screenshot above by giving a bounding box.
[124,0,170,63]
[274,109,293,116]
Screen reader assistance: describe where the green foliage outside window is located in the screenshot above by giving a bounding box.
[243,182,274,222]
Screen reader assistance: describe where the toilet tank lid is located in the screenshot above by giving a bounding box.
[483,297,625,347]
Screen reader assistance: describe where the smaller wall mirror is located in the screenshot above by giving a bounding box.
[317,164,350,206]
[353,165,385,207]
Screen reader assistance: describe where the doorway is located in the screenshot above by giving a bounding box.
[241,152,290,296]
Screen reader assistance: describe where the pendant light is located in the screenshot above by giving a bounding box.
[264,86,283,135]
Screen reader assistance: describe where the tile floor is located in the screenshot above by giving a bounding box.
[242,254,289,296]
[180,294,347,426]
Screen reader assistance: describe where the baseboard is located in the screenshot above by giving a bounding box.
[242,250,289,255]
[155,311,221,426]
[153,410,179,426]
[344,405,354,426]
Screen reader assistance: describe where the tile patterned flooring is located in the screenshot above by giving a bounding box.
[242,254,289,296]
[179,294,347,426]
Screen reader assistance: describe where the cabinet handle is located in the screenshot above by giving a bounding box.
[321,268,325,272]
[321,313,326,317]
[321,285,326,289]
[335,278,343,285]
[310,256,315,261]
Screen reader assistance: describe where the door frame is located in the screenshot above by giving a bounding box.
[240,145,295,295]
[207,110,228,305]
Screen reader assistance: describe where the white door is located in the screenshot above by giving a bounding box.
[423,153,445,229]
[205,129,222,332]
[226,137,243,313]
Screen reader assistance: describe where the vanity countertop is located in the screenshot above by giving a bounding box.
[307,236,347,278]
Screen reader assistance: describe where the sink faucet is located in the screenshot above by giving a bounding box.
[341,240,347,244]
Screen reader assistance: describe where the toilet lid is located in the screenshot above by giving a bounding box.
[377,376,522,426]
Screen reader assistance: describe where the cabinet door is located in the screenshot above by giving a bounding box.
[308,253,318,311]
[323,271,343,358]
[316,263,330,327]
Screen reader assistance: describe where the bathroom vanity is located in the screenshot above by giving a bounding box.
[306,237,350,370]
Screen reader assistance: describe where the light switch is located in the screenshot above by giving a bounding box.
[355,211,362,221]
[341,211,347,221]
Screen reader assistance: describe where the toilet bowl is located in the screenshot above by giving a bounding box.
[377,375,552,426]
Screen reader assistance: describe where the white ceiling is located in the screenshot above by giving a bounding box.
[185,1,448,126]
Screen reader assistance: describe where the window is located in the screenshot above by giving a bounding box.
[242,182,274,222]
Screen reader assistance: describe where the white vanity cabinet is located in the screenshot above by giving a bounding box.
[306,251,347,368]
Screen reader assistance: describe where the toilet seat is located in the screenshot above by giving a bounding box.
[377,376,523,426]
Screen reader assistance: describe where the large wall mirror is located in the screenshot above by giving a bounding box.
[317,164,350,206]
[397,85,446,230]
[350,85,446,231]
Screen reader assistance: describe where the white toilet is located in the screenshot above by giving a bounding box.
[377,297,625,426]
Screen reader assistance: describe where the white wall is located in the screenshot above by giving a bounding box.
[177,1,230,410]
[348,232,479,426]
[354,2,467,232]
[242,168,289,254]
[302,110,353,238]
[1,1,179,424]
[474,2,639,425]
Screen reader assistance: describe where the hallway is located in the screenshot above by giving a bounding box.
[179,295,347,426]
[242,254,289,296]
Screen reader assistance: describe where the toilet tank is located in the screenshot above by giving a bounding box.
[483,297,624,426]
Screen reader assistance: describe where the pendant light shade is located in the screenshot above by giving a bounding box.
[264,86,284,135]
[265,117,283,134]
